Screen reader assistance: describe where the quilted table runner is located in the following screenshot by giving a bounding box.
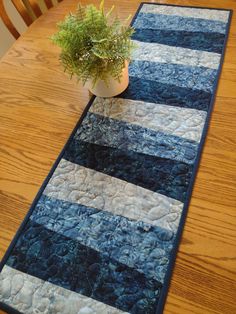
[0,3,232,314]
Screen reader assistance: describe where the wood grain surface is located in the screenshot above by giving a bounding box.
[0,1,236,313]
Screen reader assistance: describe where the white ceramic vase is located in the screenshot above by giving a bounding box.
[85,61,129,98]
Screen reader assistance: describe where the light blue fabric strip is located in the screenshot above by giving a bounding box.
[133,12,227,34]
[90,97,207,142]
[30,195,175,283]
[44,159,184,231]
[129,60,217,93]
[132,40,221,70]
[75,112,198,165]
[140,4,230,23]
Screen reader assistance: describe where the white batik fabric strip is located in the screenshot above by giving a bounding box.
[90,97,207,142]
[44,159,183,233]
[0,266,127,314]
[140,4,229,22]
[132,40,221,69]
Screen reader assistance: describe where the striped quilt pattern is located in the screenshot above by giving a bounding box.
[0,3,231,314]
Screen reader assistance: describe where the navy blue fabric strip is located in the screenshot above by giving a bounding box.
[132,29,226,54]
[7,219,162,313]
[118,76,212,111]
[64,139,193,202]
[129,60,217,93]
[31,194,175,283]
[76,112,198,165]
[133,12,227,34]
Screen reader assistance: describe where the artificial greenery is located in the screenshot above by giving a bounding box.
[51,1,135,86]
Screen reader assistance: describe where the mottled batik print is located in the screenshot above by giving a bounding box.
[64,139,193,202]
[0,3,231,314]
[31,195,175,283]
[119,76,212,111]
[6,220,161,313]
[90,98,207,142]
[132,41,221,69]
[132,29,226,53]
[75,112,199,164]
[129,60,217,92]
[0,266,128,314]
[139,5,229,22]
[133,12,227,33]
[44,159,183,231]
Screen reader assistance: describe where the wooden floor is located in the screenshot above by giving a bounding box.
[0,0,236,313]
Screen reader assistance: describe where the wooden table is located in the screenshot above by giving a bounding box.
[0,0,236,313]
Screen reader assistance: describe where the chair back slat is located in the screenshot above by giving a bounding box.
[0,0,20,38]
[0,0,63,39]
[27,0,43,17]
[44,0,53,9]
[12,0,33,26]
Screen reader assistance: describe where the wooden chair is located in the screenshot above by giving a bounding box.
[0,0,63,39]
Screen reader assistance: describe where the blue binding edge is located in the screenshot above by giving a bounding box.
[0,2,233,314]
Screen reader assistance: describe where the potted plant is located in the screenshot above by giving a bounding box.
[51,1,135,97]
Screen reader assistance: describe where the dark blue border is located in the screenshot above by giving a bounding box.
[151,4,233,314]
[0,2,232,314]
